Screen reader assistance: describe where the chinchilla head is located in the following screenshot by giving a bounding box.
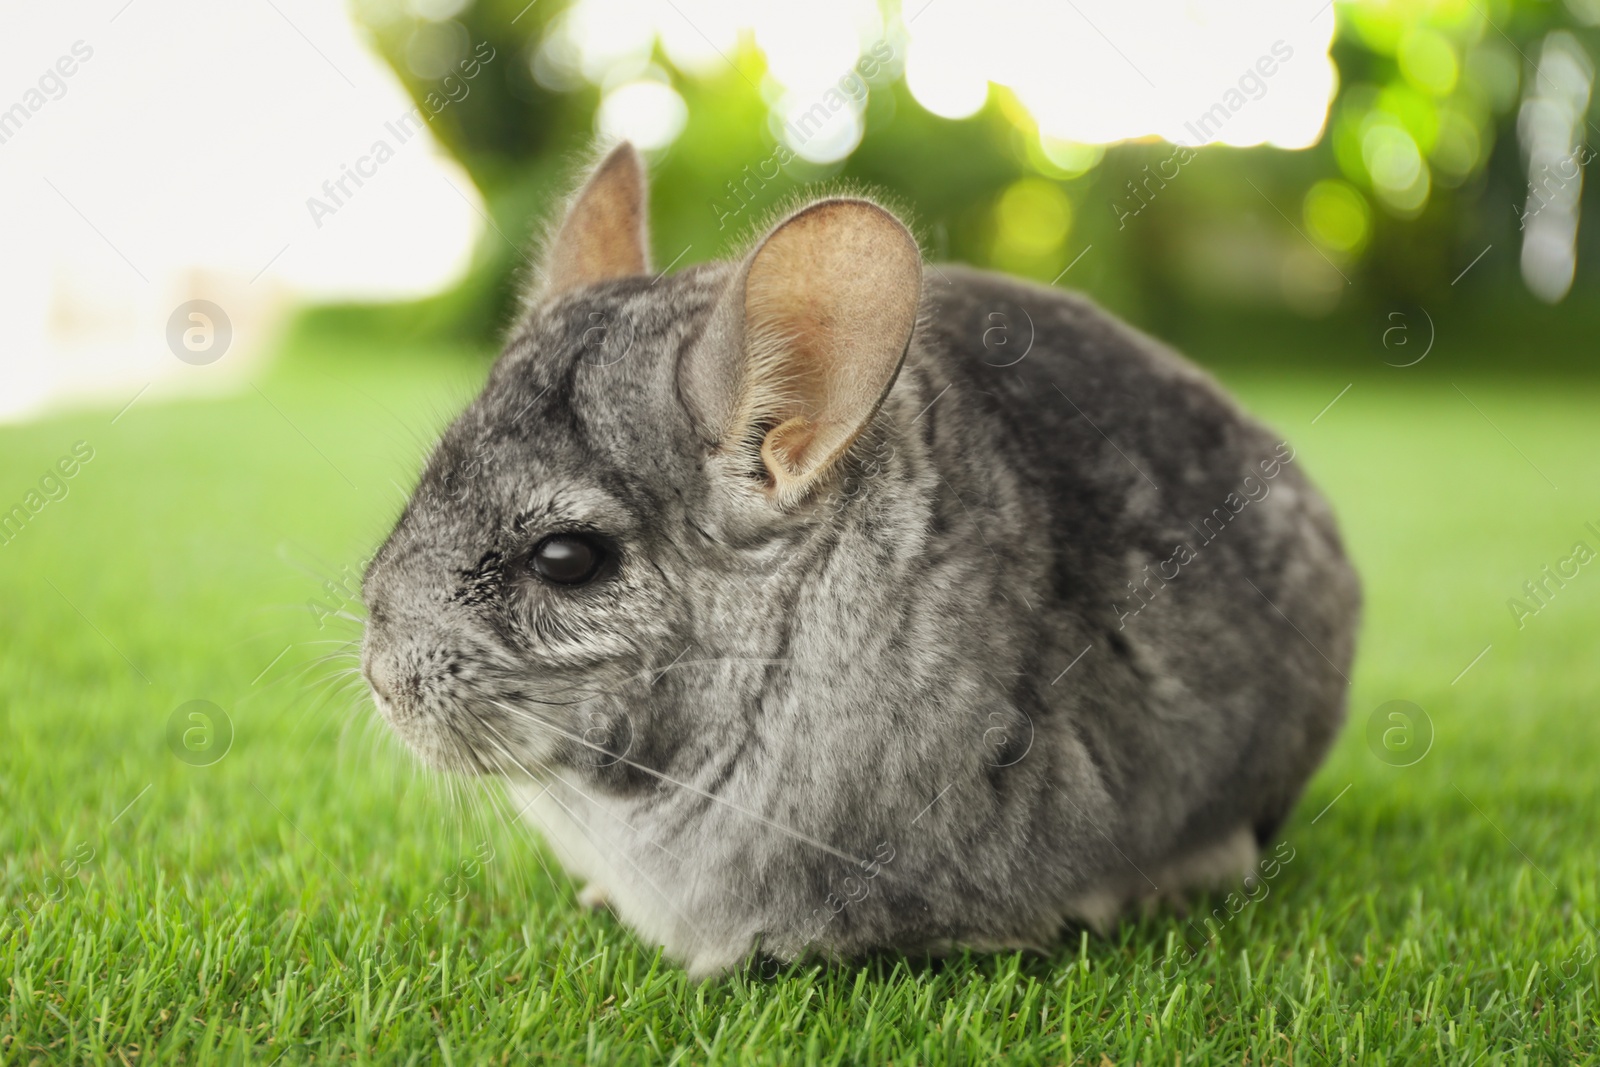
[360,142,929,788]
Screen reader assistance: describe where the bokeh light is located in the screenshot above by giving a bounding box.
[598,78,689,151]
[1362,120,1431,215]
[549,0,1341,152]
[1303,179,1373,254]
[991,178,1073,276]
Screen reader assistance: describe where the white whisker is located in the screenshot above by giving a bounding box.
[477,726,718,956]
[487,698,869,868]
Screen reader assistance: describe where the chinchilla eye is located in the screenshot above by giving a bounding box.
[530,534,605,585]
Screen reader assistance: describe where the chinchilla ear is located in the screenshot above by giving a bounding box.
[680,198,922,504]
[538,142,651,300]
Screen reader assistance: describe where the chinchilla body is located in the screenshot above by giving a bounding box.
[361,145,1359,977]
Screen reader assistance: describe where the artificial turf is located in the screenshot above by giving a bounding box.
[2,330,1597,1064]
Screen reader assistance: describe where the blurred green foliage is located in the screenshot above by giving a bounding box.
[338,0,1599,372]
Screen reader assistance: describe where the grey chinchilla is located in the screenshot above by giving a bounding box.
[361,142,1360,977]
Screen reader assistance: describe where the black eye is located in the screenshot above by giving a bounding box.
[530,534,605,585]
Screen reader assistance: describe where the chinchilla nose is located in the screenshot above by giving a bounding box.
[362,640,408,702]
[363,646,432,706]
[362,657,395,702]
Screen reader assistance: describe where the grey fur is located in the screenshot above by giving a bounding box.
[362,173,1360,978]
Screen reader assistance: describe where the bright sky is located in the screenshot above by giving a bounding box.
[572,0,1339,160]
[0,0,481,422]
[1,0,1341,423]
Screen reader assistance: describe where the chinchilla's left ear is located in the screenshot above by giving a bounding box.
[537,142,651,300]
[679,197,922,505]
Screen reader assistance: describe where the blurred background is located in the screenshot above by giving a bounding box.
[5,3,1600,1058]
[3,0,1597,422]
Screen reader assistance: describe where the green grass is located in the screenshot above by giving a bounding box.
[2,332,1597,1065]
